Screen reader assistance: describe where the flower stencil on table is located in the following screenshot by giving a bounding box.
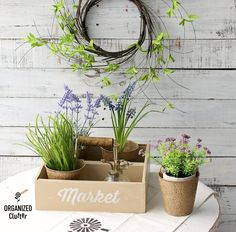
[101,81,160,153]
[58,85,102,137]
[153,134,211,178]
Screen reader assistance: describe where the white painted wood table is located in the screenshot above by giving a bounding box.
[0,168,219,232]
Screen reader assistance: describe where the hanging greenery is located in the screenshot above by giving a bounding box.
[25,0,197,89]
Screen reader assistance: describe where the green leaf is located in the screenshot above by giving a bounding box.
[179,18,186,26]
[60,33,74,44]
[102,77,112,87]
[167,54,175,63]
[111,94,118,101]
[104,63,120,72]
[188,14,199,21]
[53,0,65,13]
[172,0,180,10]
[24,33,47,48]
[148,67,160,81]
[167,102,175,109]
[179,15,199,26]
[70,63,80,72]
[73,4,78,10]
[162,106,167,112]
[86,39,95,50]
[128,42,137,49]
[82,63,89,73]
[156,56,166,65]
[166,8,174,17]
[162,68,174,75]
[139,73,149,81]
[50,43,58,55]
[126,66,139,78]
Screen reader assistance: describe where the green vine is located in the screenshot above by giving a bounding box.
[24,0,198,91]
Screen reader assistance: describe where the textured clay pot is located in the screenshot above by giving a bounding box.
[159,171,199,216]
[45,159,85,180]
[101,140,139,161]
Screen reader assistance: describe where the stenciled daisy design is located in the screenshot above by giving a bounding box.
[68,218,109,232]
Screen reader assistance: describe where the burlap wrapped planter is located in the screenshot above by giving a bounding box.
[159,171,199,216]
[45,159,85,180]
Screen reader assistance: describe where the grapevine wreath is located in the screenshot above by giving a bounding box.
[25,0,197,91]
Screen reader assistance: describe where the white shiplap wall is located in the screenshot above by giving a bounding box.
[0,0,235,230]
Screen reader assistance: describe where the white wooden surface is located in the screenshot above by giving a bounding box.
[0,168,219,232]
[0,0,235,231]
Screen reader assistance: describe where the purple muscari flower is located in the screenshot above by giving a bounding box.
[207,149,211,155]
[126,108,136,119]
[165,138,171,142]
[101,95,115,110]
[157,139,162,144]
[187,149,191,154]
[123,81,136,99]
[181,138,188,144]
[197,138,202,143]
[115,99,122,111]
[181,134,191,139]
[196,143,202,148]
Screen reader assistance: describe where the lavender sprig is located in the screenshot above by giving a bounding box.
[58,86,101,137]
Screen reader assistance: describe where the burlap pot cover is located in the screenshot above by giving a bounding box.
[101,140,140,161]
[159,171,199,216]
[45,159,85,180]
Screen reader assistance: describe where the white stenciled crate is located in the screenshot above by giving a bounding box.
[35,144,150,213]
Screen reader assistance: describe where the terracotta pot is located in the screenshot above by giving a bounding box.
[45,159,85,180]
[159,171,199,216]
[101,140,139,161]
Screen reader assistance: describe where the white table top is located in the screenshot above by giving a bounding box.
[0,167,219,232]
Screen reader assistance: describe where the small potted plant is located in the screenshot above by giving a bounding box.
[154,134,211,216]
[25,113,85,180]
[25,86,104,178]
[101,81,158,161]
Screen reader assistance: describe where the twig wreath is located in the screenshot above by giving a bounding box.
[25,0,197,95]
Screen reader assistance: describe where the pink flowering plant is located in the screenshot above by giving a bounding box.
[155,134,211,178]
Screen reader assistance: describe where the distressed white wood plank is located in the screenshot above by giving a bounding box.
[211,186,236,215]
[200,159,236,186]
[151,159,236,186]
[1,39,236,69]
[217,215,236,232]
[0,0,236,39]
[0,127,235,157]
[0,156,41,182]
[0,98,235,128]
[176,195,219,232]
[0,69,236,100]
